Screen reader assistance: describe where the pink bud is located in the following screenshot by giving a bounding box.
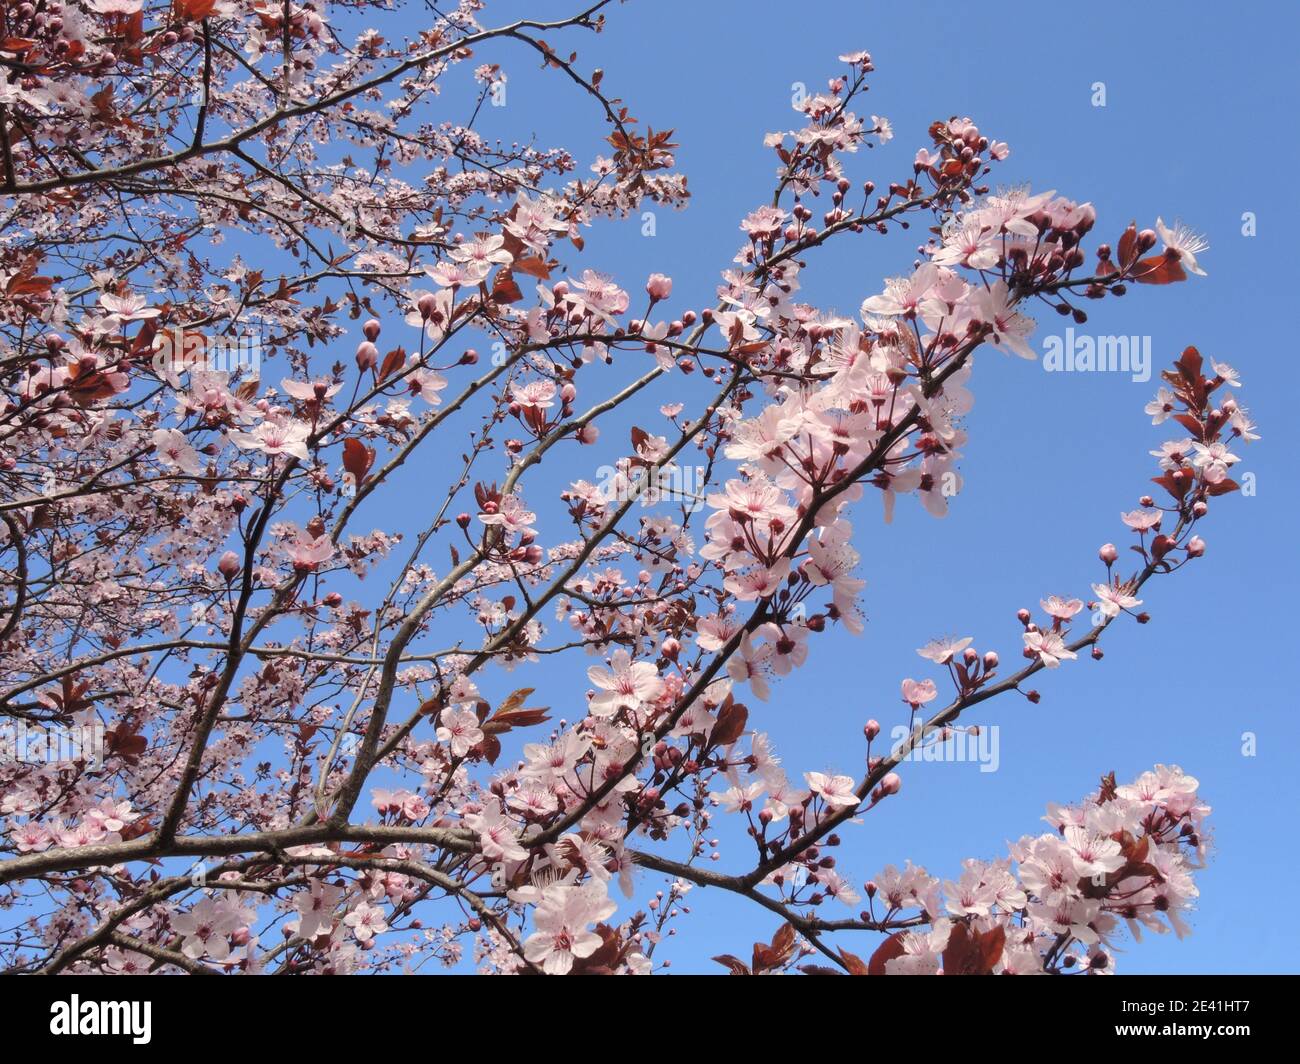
[983,651,999,671]
[1099,542,1118,564]
[355,341,378,371]
[879,773,901,797]
[217,551,241,581]
[363,319,381,341]
[1186,535,1206,558]
[864,719,880,741]
[646,273,673,301]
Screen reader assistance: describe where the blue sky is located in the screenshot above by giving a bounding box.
[381,0,1296,974]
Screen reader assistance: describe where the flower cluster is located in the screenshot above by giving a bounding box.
[0,2,1247,977]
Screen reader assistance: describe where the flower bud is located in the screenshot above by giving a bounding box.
[864,719,880,741]
[363,319,381,342]
[355,341,378,370]
[1099,542,1118,564]
[1186,536,1206,558]
[646,273,673,301]
[217,551,241,581]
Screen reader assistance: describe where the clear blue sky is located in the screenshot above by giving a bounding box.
[381,0,1295,974]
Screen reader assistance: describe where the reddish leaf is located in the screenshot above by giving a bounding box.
[751,922,797,973]
[710,697,748,748]
[1117,223,1139,270]
[174,0,219,21]
[342,437,376,488]
[1132,252,1187,285]
[490,271,523,305]
[1176,345,1204,379]
[473,734,502,765]
[481,706,551,736]
[941,921,1005,975]
[376,347,406,384]
[513,255,552,281]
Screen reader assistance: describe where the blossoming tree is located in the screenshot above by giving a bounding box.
[0,0,1253,975]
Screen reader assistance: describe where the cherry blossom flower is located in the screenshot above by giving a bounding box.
[343,901,389,943]
[228,419,311,461]
[99,291,160,321]
[292,882,343,941]
[587,649,664,717]
[152,428,203,475]
[1120,509,1162,533]
[478,494,536,538]
[901,677,938,708]
[521,882,617,975]
[1155,217,1209,277]
[465,802,528,863]
[172,898,242,961]
[1092,581,1142,618]
[436,707,484,757]
[1040,595,1084,621]
[285,529,334,573]
[281,377,342,403]
[805,771,859,808]
[1023,628,1078,668]
[1145,388,1177,425]
[916,635,973,664]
